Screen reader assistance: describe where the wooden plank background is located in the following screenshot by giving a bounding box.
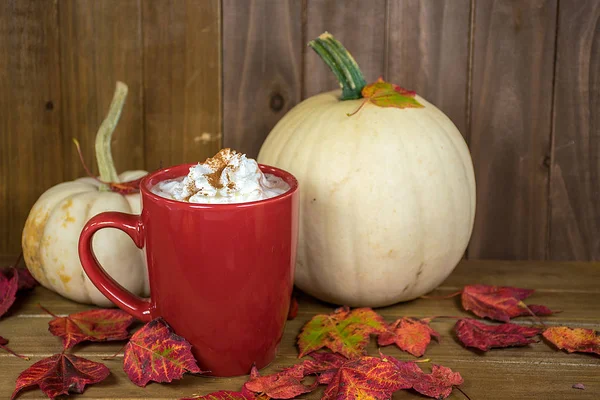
[0,0,598,261]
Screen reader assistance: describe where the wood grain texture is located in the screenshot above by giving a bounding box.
[386,0,471,136]
[0,257,599,399]
[468,0,557,260]
[304,0,387,98]
[222,0,302,158]
[549,0,600,260]
[59,0,145,180]
[143,0,222,171]
[0,0,63,253]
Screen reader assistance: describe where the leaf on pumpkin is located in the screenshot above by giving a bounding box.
[542,326,600,355]
[462,284,554,322]
[11,353,109,399]
[348,77,423,116]
[41,306,135,350]
[297,306,387,359]
[321,355,412,400]
[287,296,298,320]
[454,318,541,351]
[0,268,18,319]
[378,317,440,357]
[244,364,315,399]
[123,318,203,387]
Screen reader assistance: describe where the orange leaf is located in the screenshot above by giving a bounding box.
[543,326,600,355]
[377,317,440,357]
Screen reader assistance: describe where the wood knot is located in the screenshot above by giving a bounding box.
[270,93,285,112]
[45,101,54,110]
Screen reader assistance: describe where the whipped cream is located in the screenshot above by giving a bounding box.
[152,148,290,204]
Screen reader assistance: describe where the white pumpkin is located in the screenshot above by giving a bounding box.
[21,82,150,306]
[258,33,476,307]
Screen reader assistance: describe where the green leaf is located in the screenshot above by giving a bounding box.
[348,77,424,116]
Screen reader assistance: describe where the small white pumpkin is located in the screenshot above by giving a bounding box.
[22,82,150,306]
[258,33,476,307]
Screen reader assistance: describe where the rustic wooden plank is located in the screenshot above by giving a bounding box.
[467,0,557,260]
[143,0,221,171]
[386,0,471,136]
[222,0,302,158]
[0,1,63,254]
[549,0,600,260]
[59,0,144,180]
[304,0,387,98]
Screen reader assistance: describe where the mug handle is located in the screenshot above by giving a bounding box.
[78,212,154,322]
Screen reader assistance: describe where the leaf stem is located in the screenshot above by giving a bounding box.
[38,304,60,319]
[0,343,29,360]
[308,32,366,100]
[420,291,463,300]
[95,82,128,190]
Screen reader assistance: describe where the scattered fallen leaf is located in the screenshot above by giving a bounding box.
[11,353,109,399]
[41,305,135,350]
[123,318,203,387]
[287,296,298,320]
[0,268,18,319]
[244,364,315,399]
[411,364,464,400]
[322,355,411,400]
[302,351,348,384]
[543,326,600,355]
[454,318,541,351]
[378,317,440,357]
[348,77,423,116]
[180,390,257,400]
[462,284,554,322]
[572,383,586,390]
[297,306,387,358]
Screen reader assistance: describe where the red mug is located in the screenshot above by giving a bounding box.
[78,163,299,377]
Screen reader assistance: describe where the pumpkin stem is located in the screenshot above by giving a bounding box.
[95,82,128,190]
[308,32,366,100]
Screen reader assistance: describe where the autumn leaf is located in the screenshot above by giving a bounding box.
[297,306,387,358]
[378,317,440,357]
[302,351,349,384]
[244,364,315,399]
[454,318,541,351]
[543,326,600,355]
[180,390,257,400]
[1,256,38,291]
[462,284,554,322]
[0,267,18,319]
[348,77,423,116]
[41,305,134,350]
[124,318,203,387]
[322,355,411,400]
[11,353,109,399]
[412,364,464,400]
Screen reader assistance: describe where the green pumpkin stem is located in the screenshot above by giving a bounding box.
[308,32,366,100]
[95,82,127,190]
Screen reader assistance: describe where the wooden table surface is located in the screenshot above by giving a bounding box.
[1,256,598,399]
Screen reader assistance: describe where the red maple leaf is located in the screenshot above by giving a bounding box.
[302,351,348,384]
[321,355,412,400]
[412,364,464,399]
[41,305,135,350]
[297,306,387,358]
[461,284,554,322]
[454,318,541,351]
[180,390,258,400]
[123,318,203,387]
[11,353,109,399]
[0,268,18,319]
[244,364,316,399]
[378,317,440,357]
[384,355,463,399]
[543,326,600,355]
